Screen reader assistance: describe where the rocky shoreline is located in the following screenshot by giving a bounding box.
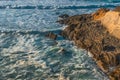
[57,7,120,80]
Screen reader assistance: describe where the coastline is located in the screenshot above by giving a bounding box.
[58,7,120,80]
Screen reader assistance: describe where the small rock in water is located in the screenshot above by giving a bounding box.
[46,32,57,40]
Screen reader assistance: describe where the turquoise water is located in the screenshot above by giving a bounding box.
[0,0,119,80]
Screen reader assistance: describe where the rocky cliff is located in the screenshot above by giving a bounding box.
[58,7,120,80]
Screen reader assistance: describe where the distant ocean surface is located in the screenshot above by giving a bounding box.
[0,0,120,80]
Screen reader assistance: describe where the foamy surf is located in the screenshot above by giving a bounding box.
[0,31,108,80]
[0,0,118,80]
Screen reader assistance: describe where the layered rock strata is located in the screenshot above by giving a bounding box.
[58,7,120,80]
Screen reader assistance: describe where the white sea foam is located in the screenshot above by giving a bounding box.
[0,32,109,79]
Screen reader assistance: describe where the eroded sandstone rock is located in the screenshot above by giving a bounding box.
[97,11,120,39]
[92,8,110,20]
[58,7,120,80]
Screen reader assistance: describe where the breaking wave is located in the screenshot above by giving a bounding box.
[0,4,119,9]
[0,0,120,9]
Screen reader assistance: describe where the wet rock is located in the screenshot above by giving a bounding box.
[58,7,120,80]
[46,32,57,40]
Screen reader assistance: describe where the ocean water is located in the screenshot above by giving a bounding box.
[0,0,120,80]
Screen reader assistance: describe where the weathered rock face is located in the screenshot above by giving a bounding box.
[58,7,120,80]
[92,8,110,20]
[97,11,120,39]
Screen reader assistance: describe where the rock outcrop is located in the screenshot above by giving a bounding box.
[58,7,120,80]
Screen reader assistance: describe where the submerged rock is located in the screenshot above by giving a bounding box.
[58,6,120,80]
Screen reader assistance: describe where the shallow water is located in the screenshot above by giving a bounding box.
[0,0,120,80]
